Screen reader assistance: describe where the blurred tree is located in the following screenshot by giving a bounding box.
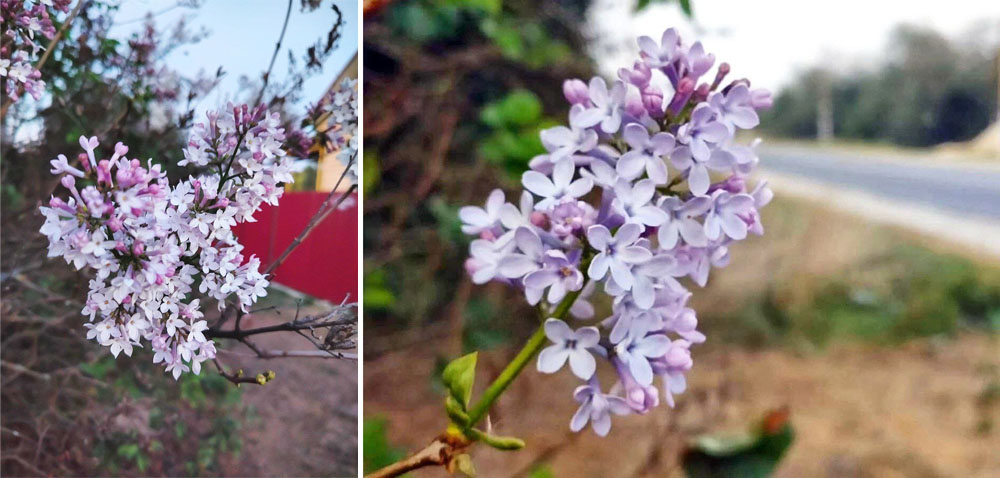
[762,23,998,147]
[363,0,595,347]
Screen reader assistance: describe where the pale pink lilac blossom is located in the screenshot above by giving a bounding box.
[41,103,294,379]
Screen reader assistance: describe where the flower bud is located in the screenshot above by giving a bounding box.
[562,79,590,105]
[530,211,550,229]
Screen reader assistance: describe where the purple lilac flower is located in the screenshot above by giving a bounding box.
[459,26,772,436]
[537,318,600,379]
[612,357,660,413]
[587,223,652,291]
[574,77,626,134]
[704,191,756,241]
[610,178,668,228]
[650,339,694,407]
[540,108,600,160]
[524,250,584,304]
[708,84,760,132]
[617,123,675,183]
[673,104,731,195]
[570,382,632,436]
[460,188,506,235]
[522,158,593,211]
[638,28,680,69]
[657,196,711,249]
[613,316,671,386]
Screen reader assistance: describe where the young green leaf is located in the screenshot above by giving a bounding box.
[441,352,478,408]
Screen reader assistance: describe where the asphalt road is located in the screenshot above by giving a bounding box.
[759,147,1000,220]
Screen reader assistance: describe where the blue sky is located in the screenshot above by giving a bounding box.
[110,0,358,117]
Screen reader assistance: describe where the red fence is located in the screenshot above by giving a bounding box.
[233,191,358,303]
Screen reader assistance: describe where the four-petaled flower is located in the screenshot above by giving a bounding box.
[538,319,600,380]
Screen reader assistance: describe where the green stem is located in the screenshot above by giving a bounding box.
[462,285,586,430]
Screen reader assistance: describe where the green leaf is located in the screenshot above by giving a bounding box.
[679,0,693,16]
[441,352,478,408]
[363,417,407,473]
[467,428,525,450]
[479,90,542,129]
[454,453,477,477]
[79,357,115,380]
[363,149,381,197]
[437,0,502,16]
[527,465,555,478]
[116,443,139,460]
[481,19,524,60]
[635,0,694,16]
[363,269,396,310]
[683,409,794,478]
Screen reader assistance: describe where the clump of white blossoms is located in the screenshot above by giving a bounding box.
[460,28,773,436]
[1,0,71,102]
[40,103,293,379]
[313,77,358,185]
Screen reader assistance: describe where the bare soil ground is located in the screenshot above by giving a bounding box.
[221,303,358,477]
[364,333,999,478]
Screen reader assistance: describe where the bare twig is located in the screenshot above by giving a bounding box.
[253,349,357,360]
[206,310,355,340]
[253,0,294,106]
[1,360,52,381]
[365,436,467,478]
[35,0,86,72]
[212,358,266,386]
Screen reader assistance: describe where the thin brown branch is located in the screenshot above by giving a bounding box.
[206,310,354,339]
[253,0,294,106]
[365,437,463,478]
[253,349,357,360]
[36,0,86,72]
[1,360,52,381]
[212,358,266,386]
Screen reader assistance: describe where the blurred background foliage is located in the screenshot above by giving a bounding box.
[761,23,999,146]
[363,0,594,350]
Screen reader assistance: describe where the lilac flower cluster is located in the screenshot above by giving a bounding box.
[0,0,71,101]
[315,77,358,184]
[460,28,773,436]
[40,104,293,379]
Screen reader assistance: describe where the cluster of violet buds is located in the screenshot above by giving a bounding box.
[312,77,358,185]
[0,0,71,102]
[460,28,773,436]
[40,103,293,379]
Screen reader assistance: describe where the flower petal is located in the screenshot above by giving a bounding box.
[568,350,596,379]
[522,171,557,197]
[544,318,573,341]
[536,345,569,374]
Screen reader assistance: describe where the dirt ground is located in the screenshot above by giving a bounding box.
[220,303,358,477]
[364,333,999,477]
